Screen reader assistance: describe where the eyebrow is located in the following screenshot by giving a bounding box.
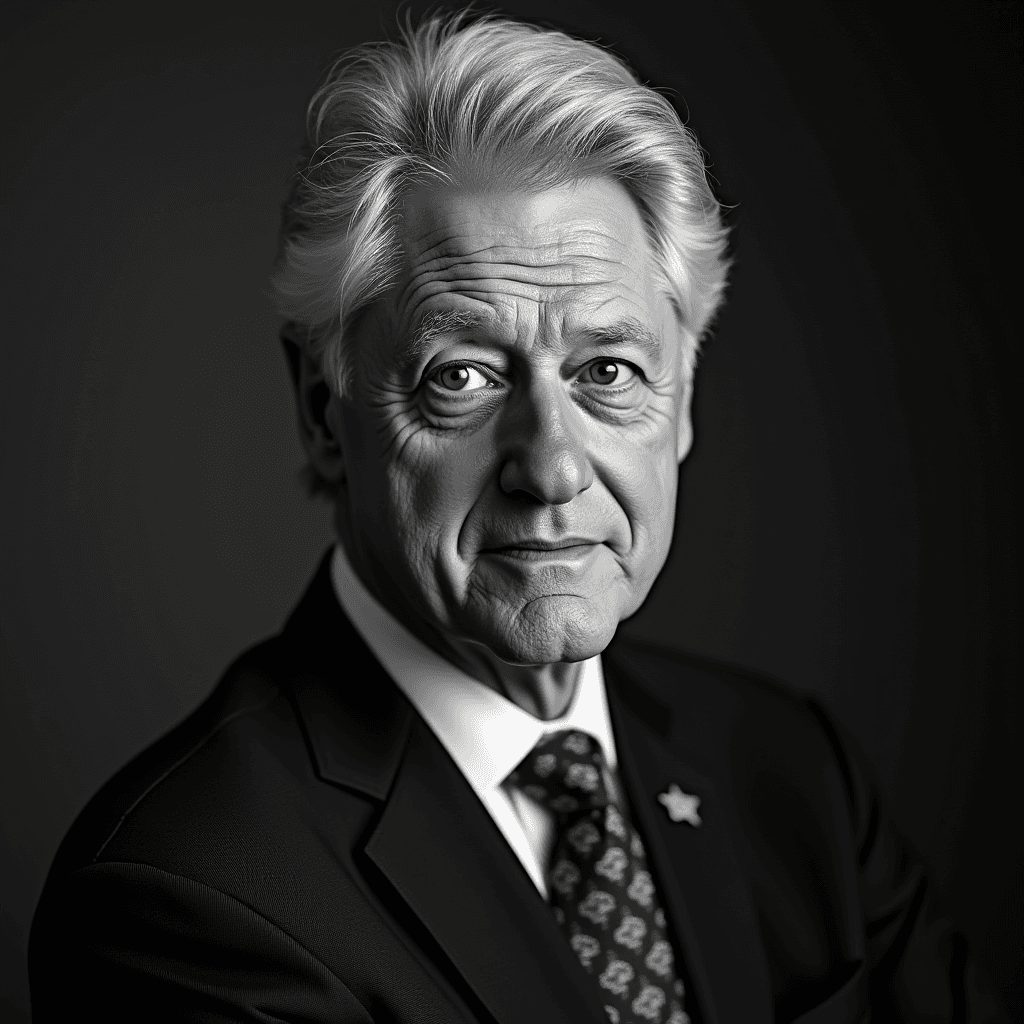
[408,308,490,357]
[406,309,663,361]
[583,318,663,360]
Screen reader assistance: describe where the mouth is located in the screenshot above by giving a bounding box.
[482,539,601,561]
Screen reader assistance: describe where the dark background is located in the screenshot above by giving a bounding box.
[1,1,1021,1019]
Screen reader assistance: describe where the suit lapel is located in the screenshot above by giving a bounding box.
[605,658,773,1024]
[365,717,610,1024]
[282,550,415,802]
[283,552,608,1023]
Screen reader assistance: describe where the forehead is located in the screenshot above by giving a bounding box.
[392,177,668,339]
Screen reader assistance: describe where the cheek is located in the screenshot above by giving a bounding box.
[382,432,496,548]
[604,437,679,554]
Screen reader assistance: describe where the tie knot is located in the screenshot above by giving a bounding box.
[509,729,610,815]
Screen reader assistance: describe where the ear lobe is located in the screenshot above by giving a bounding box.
[281,326,347,488]
[676,375,695,464]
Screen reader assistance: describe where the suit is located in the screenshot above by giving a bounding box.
[29,550,1004,1022]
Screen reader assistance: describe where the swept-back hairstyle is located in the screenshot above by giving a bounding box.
[272,10,729,397]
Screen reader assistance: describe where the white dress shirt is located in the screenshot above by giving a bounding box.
[330,543,620,898]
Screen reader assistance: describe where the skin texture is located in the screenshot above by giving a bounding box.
[294,177,694,718]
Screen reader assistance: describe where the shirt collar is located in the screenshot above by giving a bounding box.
[329,544,617,799]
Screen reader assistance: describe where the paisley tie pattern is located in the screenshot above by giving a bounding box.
[508,730,691,1024]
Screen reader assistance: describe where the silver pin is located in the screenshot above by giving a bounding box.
[657,783,702,827]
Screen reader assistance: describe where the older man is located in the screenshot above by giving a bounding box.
[29,12,1002,1024]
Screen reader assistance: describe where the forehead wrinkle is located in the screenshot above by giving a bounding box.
[397,260,627,316]
[414,253,630,280]
[397,276,627,332]
[393,196,661,358]
[408,220,639,263]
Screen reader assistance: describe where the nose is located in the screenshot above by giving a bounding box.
[498,380,594,505]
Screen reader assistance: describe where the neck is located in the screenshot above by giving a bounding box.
[434,636,583,720]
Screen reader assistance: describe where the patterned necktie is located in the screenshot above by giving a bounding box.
[508,729,691,1024]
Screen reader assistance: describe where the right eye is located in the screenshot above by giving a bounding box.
[431,363,494,392]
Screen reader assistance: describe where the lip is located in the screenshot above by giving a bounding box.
[482,539,601,561]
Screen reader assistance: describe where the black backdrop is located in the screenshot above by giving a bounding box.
[1,1,1021,1019]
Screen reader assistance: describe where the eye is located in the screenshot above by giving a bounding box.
[431,363,493,392]
[580,360,637,386]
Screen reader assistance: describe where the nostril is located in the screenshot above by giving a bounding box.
[503,487,547,505]
[499,445,593,505]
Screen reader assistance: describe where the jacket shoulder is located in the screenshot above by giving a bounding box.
[47,635,291,879]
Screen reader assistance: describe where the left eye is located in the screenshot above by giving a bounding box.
[580,360,637,386]
[432,364,493,392]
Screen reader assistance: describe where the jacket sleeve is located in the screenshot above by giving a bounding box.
[807,702,1009,1022]
[28,859,374,1023]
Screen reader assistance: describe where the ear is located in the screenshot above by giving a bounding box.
[676,371,695,464]
[280,324,347,488]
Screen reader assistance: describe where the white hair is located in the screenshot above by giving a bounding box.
[272,10,730,396]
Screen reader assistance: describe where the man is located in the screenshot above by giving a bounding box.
[28,12,1004,1023]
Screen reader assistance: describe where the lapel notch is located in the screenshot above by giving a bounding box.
[289,667,413,800]
[282,549,414,800]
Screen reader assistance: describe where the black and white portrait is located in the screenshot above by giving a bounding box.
[2,3,1020,1021]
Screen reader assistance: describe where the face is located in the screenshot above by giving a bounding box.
[333,177,693,666]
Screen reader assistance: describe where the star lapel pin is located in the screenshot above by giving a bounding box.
[657,783,702,827]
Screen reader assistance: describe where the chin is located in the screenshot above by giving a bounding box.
[481,594,621,666]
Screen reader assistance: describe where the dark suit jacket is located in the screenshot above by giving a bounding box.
[29,551,1005,1023]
